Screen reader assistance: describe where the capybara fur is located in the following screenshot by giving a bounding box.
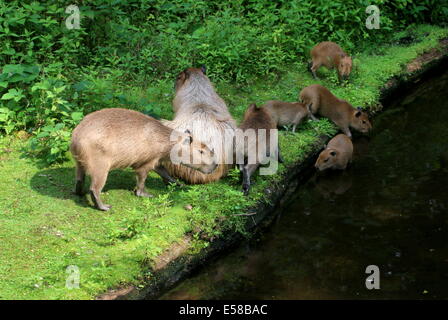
[299,84,372,138]
[237,103,283,195]
[310,41,353,82]
[70,108,217,211]
[315,134,353,171]
[263,100,310,132]
[162,66,236,184]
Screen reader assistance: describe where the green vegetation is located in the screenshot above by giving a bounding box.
[0,0,447,299]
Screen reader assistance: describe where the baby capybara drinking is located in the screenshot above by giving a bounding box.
[299,84,372,138]
[70,108,217,211]
[315,134,353,171]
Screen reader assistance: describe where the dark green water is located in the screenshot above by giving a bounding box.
[161,70,448,300]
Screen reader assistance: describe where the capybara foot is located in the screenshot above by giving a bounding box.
[98,204,112,211]
[135,189,154,198]
[242,184,250,196]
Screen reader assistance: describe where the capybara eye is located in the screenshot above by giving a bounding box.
[362,120,366,124]
[199,150,204,154]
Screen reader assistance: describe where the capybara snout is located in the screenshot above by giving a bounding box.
[338,55,353,80]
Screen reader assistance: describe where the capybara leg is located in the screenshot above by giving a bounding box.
[242,164,259,196]
[342,127,352,139]
[89,167,111,211]
[311,62,320,79]
[277,146,284,164]
[154,166,183,187]
[135,167,153,198]
[75,162,85,196]
[307,103,318,121]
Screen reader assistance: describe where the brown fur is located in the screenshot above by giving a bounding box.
[262,100,310,132]
[162,67,236,184]
[315,134,353,171]
[310,41,353,82]
[237,103,282,195]
[299,84,372,138]
[70,108,217,211]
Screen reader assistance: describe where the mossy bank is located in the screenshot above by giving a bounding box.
[0,25,447,300]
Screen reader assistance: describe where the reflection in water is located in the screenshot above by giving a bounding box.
[160,71,448,300]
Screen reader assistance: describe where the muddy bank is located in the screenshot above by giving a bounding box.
[97,39,448,300]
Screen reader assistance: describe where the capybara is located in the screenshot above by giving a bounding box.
[263,100,310,132]
[162,66,236,184]
[299,84,372,138]
[315,134,353,171]
[70,108,217,211]
[310,41,353,82]
[237,103,283,195]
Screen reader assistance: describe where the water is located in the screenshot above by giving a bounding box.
[160,70,448,300]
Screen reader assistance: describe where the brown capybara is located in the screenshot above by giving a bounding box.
[237,103,283,195]
[262,100,310,132]
[70,108,217,211]
[315,134,353,171]
[162,66,236,184]
[310,41,353,82]
[299,84,372,138]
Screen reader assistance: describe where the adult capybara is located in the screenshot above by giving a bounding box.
[310,41,353,82]
[263,100,310,132]
[299,84,372,138]
[162,66,237,184]
[237,103,283,195]
[315,134,353,171]
[70,108,217,211]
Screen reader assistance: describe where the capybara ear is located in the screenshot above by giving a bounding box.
[355,110,362,118]
[201,65,207,74]
[249,103,257,109]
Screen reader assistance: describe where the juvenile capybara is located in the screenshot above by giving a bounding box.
[315,134,353,171]
[70,108,217,211]
[299,84,372,138]
[310,41,353,82]
[162,66,236,184]
[263,100,310,132]
[237,103,283,195]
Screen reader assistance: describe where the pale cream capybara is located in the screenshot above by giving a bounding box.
[237,103,283,195]
[262,100,310,132]
[310,41,353,82]
[299,84,372,138]
[70,108,217,211]
[315,134,353,171]
[162,66,237,184]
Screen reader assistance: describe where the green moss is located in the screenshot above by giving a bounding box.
[0,25,447,299]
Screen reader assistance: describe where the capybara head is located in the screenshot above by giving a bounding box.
[338,55,352,80]
[350,107,372,134]
[315,148,340,171]
[176,130,217,174]
[174,66,207,92]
